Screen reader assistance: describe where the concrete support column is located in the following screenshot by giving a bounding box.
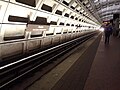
[113,14,119,36]
[0,25,5,42]
[23,31,30,54]
[0,44,2,61]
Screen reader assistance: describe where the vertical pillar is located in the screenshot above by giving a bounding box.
[0,44,2,61]
[0,25,5,42]
[0,25,4,60]
[23,15,31,54]
[113,14,119,36]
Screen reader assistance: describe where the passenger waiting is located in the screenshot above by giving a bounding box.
[104,22,113,44]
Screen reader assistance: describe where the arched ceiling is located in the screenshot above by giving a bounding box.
[79,0,120,22]
[1,0,119,25]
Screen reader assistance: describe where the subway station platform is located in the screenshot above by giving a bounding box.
[0,0,120,90]
[27,35,120,90]
[84,36,120,90]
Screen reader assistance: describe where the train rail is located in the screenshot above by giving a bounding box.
[0,31,98,89]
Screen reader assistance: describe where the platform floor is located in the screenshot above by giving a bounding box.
[52,36,120,90]
[84,36,120,90]
[51,34,101,90]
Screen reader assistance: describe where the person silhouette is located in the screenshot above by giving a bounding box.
[104,22,113,44]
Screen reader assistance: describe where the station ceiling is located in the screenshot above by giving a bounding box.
[11,0,120,24]
[80,0,120,22]
[1,0,119,25]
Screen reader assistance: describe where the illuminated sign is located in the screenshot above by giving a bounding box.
[26,24,49,31]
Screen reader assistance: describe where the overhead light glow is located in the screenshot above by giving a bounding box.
[99,27,104,32]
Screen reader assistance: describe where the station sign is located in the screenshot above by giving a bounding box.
[26,24,49,31]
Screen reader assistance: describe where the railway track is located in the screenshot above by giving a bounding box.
[0,31,98,89]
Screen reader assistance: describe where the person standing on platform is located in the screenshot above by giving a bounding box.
[104,22,113,44]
